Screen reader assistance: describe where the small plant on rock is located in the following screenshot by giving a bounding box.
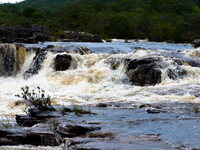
[194,106,199,113]
[0,117,15,128]
[15,86,54,111]
[73,105,83,115]
[49,119,59,130]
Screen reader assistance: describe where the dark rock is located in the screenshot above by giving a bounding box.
[96,103,108,107]
[0,128,60,146]
[139,104,163,109]
[16,106,56,127]
[65,31,103,42]
[147,109,161,114]
[161,52,200,68]
[0,25,50,43]
[1,37,12,43]
[147,109,167,114]
[126,58,162,86]
[167,66,187,80]
[191,39,200,48]
[54,54,72,71]
[58,124,101,137]
[25,37,35,43]
[139,104,151,108]
[31,51,47,74]
[16,115,45,127]
[87,132,114,139]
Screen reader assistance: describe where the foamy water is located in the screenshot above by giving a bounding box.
[0,41,200,118]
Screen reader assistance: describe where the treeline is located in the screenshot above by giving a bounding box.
[1,0,200,43]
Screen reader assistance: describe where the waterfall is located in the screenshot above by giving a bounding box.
[0,44,26,76]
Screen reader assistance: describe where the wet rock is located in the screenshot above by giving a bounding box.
[24,51,47,77]
[147,109,167,114]
[78,46,92,55]
[58,124,101,137]
[167,66,187,80]
[126,58,162,86]
[147,109,161,114]
[16,115,44,127]
[191,39,200,48]
[54,54,72,71]
[87,132,114,139]
[161,52,200,68]
[96,103,108,107]
[0,128,60,146]
[139,104,151,108]
[1,103,200,148]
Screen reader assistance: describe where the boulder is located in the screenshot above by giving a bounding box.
[54,54,72,71]
[126,58,162,86]
[191,39,200,48]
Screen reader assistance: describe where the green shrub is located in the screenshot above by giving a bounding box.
[15,86,54,111]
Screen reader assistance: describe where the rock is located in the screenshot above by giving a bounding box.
[0,25,50,43]
[147,109,161,114]
[54,54,72,71]
[58,124,101,137]
[64,31,103,42]
[126,58,162,86]
[16,115,45,127]
[78,46,92,55]
[139,104,151,108]
[29,51,47,75]
[96,103,108,107]
[147,109,167,114]
[87,132,114,139]
[0,128,60,146]
[167,66,187,80]
[191,39,200,48]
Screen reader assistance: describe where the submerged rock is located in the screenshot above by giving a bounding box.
[167,66,187,80]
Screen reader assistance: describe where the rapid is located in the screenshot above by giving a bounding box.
[0,40,199,117]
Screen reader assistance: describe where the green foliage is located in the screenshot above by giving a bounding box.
[49,119,59,130]
[73,105,83,115]
[15,86,53,111]
[22,7,37,18]
[0,117,14,128]
[1,0,200,42]
[193,106,199,113]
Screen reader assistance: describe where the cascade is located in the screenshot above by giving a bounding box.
[0,44,26,76]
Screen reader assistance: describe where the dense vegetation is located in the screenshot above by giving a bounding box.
[1,0,200,43]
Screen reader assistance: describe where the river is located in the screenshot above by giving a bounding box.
[0,40,199,149]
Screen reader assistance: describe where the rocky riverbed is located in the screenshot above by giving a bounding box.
[0,102,199,150]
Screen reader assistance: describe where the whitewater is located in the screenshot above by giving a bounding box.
[0,40,200,117]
